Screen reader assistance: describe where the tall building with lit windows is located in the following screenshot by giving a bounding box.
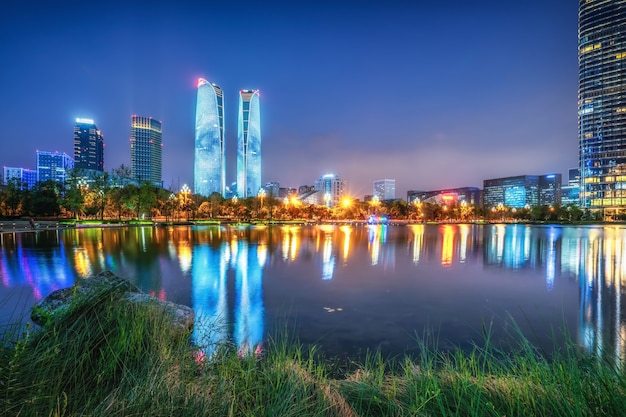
[194,78,225,197]
[73,118,104,172]
[37,151,74,185]
[579,1,626,216]
[130,116,162,187]
[315,174,345,207]
[373,179,396,201]
[236,90,261,198]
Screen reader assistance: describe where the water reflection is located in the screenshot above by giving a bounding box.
[1,224,625,362]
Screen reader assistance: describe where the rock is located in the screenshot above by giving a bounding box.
[31,270,194,333]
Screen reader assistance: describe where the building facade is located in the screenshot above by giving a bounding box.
[3,167,37,189]
[314,174,345,207]
[373,179,396,201]
[236,90,261,198]
[483,174,561,209]
[407,187,482,206]
[194,78,225,197]
[130,116,162,187]
[562,168,581,206]
[36,151,74,185]
[73,118,104,172]
[579,1,626,215]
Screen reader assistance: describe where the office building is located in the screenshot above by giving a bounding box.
[315,173,345,207]
[562,168,581,206]
[3,167,37,189]
[483,174,561,209]
[73,118,104,172]
[36,151,74,185]
[236,90,261,198]
[407,187,482,206]
[194,78,225,197]
[373,179,396,201]
[579,1,626,215]
[130,116,162,187]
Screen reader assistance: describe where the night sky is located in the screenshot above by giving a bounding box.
[0,0,578,199]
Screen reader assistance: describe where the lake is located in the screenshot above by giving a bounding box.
[0,223,623,362]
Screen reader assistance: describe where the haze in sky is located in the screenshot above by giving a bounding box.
[0,0,578,199]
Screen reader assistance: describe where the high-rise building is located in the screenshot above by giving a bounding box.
[315,173,346,207]
[237,90,261,198]
[194,78,225,197]
[483,174,561,209]
[73,118,104,172]
[36,151,74,185]
[579,1,626,216]
[373,179,396,201]
[3,167,37,189]
[130,116,162,187]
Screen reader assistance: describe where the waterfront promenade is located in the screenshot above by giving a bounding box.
[0,220,62,233]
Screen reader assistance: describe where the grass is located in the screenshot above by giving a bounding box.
[1,298,625,417]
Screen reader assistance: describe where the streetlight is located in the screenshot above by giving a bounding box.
[180,184,190,220]
[324,193,331,208]
[258,188,266,220]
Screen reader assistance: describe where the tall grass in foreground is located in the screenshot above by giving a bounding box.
[1,297,625,417]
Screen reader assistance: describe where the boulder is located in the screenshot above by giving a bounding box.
[31,270,194,332]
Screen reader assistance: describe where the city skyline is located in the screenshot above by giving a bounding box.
[0,0,577,199]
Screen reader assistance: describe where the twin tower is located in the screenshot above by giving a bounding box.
[194,78,261,198]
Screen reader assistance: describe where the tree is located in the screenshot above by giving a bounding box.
[29,180,61,217]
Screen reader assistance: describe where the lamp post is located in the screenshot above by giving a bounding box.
[180,184,190,220]
[258,188,266,220]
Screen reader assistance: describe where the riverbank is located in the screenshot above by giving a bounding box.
[1,295,624,416]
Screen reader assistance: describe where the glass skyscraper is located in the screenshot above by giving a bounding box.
[194,78,225,197]
[237,90,261,198]
[73,118,104,172]
[130,116,162,187]
[579,1,626,215]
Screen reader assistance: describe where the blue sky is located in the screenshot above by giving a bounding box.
[0,0,578,199]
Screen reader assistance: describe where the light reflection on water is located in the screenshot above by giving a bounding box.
[0,224,625,362]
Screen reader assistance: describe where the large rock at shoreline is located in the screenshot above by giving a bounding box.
[31,270,194,332]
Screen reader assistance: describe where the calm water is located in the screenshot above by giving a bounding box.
[0,224,623,361]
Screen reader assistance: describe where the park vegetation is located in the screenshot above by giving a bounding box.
[1,293,625,416]
[0,166,602,224]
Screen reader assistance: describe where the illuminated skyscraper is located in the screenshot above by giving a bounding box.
[315,173,345,207]
[37,151,74,185]
[579,1,626,216]
[194,78,225,197]
[130,116,162,187]
[373,179,396,201]
[73,118,104,172]
[237,90,261,198]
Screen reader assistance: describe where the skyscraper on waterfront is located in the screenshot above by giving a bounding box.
[37,151,74,185]
[315,173,345,208]
[579,1,626,216]
[194,78,225,197]
[236,90,261,198]
[373,179,396,201]
[73,118,104,172]
[130,116,162,187]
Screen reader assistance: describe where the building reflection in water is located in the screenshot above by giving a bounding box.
[191,236,264,357]
[2,224,626,364]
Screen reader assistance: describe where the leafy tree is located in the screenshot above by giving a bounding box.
[29,180,60,217]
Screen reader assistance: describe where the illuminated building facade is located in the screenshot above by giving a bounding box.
[483,174,561,208]
[73,118,104,172]
[237,90,261,198]
[3,167,37,189]
[36,151,74,185]
[130,116,162,187]
[194,79,225,197]
[314,173,345,207]
[407,187,482,206]
[562,168,581,206]
[579,1,626,214]
[373,179,396,201]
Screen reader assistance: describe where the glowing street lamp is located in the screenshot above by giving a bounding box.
[324,193,331,208]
